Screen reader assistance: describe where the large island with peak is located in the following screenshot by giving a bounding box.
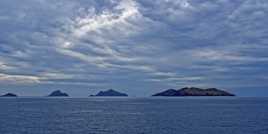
[153,87,235,97]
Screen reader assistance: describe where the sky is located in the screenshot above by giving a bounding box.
[0,0,268,97]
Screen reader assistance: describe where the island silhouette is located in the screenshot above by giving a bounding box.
[152,87,235,97]
[48,90,69,97]
[0,93,18,97]
[90,89,128,97]
[0,87,235,97]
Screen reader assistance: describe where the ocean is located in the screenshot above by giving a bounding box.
[0,97,267,134]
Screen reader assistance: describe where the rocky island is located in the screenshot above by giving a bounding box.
[153,87,235,97]
[90,89,128,97]
[0,93,18,97]
[48,90,69,97]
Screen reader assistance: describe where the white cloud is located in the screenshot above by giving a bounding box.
[72,0,141,37]
[0,73,40,84]
[56,48,108,68]
[0,61,13,70]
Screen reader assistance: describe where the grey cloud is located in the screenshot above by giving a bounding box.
[0,0,268,96]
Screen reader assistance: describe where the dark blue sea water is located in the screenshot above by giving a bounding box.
[0,97,267,134]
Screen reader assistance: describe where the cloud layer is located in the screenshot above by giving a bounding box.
[0,0,268,96]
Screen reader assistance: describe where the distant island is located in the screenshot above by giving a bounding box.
[90,89,128,97]
[152,87,235,97]
[1,93,18,97]
[48,90,69,97]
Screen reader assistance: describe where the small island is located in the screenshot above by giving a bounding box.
[152,87,235,97]
[1,93,18,97]
[48,90,69,97]
[90,89,128,97]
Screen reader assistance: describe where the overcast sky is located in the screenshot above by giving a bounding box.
[0,0,268,97]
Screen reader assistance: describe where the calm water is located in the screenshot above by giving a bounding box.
[0,97,267,134]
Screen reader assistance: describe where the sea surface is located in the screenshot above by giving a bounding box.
[0,97,267,134]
